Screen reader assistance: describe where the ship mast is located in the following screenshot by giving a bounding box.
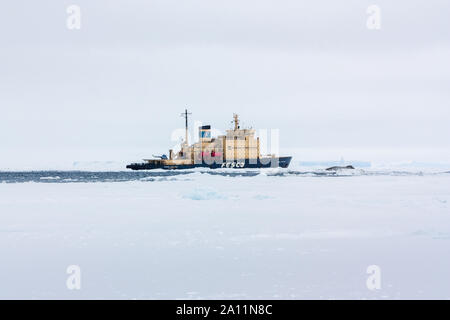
[180,109,192,145]
[233,113,240,130]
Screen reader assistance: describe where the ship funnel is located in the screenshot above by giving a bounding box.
[199,125,211,141]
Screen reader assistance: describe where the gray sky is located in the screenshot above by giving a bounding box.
[1,1,450,167]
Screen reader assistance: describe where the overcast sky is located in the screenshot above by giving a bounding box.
[1,1,449,167]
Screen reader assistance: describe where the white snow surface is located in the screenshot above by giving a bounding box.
[1,172,450,299]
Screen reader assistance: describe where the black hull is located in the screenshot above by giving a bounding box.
[126,157,292,170]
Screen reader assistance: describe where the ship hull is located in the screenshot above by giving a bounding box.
[126,157,292,170]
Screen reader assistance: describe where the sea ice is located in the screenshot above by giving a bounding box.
[0,172,449,299]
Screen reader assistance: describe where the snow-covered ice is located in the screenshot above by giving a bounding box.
[0,171,450,299]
